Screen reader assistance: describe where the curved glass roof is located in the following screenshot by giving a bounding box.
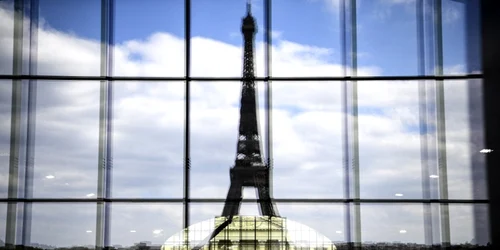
[162,216,337,250]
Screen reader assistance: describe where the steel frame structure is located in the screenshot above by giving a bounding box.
[1,0,499,249]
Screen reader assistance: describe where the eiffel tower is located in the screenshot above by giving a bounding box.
[190,2,279,248]
[221,0,279,218]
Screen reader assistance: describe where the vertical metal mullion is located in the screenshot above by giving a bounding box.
[425,2,443,247]
[348,0,361,248]
[417,0,434,247]
[264,0,274,212]
[464,0,489,245]
[482,0,500,247]
[6,0,25,248]
[340,0,352,248]
[21,0,39,247]
[103,1,115,248]
[433,1,450,248]
[96,0,111,248]
[184,0,191,248]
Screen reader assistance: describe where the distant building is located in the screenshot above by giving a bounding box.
[161,216,336,250]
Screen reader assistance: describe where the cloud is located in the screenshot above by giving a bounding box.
[0,3,488,247]
[442,2,462,24]
[373,0,463,25]
[322,0,341,11]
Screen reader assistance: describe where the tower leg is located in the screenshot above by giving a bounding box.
[222,181,243,217]
[255,171,279,217]
[257,181,278,216]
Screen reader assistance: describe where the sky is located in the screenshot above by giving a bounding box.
[0,0,490,248]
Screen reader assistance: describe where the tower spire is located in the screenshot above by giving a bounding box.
[246,0,251,15]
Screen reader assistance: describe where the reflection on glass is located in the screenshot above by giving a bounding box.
[37,0,101,76]
[358,81,422,199]
[190,203,225,226]
[361,204,425,245]
[190,81,267,199]
[277,203,344,244]
[442,0,481,75]
[0,2,14,74]
[357,0,418,76]
[0,81,11,198]
[0,203,6,244]
[163,216,337,250]
[30,203,96,248]
[181,203,340,250]
[112,81,184,198]
[449,204,490,246]
[271,0,343,77]
[191,0,265,77]
[110,204,182,248]
[33,81,100,198]
[444,80,487,199]
[272,81,342,198]
[113,0,185,77]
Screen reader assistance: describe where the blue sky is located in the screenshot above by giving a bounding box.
[37,0,470,76]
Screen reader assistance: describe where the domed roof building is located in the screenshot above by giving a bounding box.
[161,216,337,250]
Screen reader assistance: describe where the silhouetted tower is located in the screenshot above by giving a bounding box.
[221,0,279,217]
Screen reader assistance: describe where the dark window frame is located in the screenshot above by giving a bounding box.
[1,0,497,248]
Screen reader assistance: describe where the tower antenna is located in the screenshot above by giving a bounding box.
[246,0,251,14]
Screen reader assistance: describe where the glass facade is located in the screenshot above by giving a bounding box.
[1,0,497,249]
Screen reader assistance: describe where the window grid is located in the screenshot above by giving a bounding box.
[1,0,490,248]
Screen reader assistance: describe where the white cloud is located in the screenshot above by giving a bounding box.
[443,3,462,24]
[0,3,487,247]
[319,0,341,12]
[376,0,463,24]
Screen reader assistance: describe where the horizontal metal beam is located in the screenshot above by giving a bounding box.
[0,198,489,204]
[0,74,483,82]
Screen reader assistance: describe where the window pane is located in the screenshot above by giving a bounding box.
[191,81,267,198]
[0,81,11,198]
[113,0,185,77]
[442,0,481,75]
[272,81,343,198]
[112,81,184,198]
[358,81,422,199]
[190,203,225,226]
[357,0,418,76]
[0,1,14,75]
[37,0,101,76]
[33,81,99,198]
[191,0,265,77]
[361,204,425,245]
[444,79,487,199]
[358,79,486,200]
[0,203,6,244]
[449,204,490,246]
[187,203,224,249]
[271,0,345,77]
[277,203,345,246]
[30,203,96,248]
[110,203,183,248]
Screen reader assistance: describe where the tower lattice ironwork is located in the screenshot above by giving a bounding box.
[221,0,279,218]
[193,3,279,250]
[191,4,280,249]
